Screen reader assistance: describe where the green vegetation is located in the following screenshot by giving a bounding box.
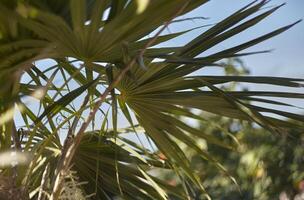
[161,115,304,200]
[0,1,303,199]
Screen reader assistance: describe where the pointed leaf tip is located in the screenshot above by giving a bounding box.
[288,19,302,28]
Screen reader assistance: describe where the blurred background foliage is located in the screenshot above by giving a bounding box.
[160,115,304,200]
[159,59,304,200]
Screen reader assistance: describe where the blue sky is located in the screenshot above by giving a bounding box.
[173,0,304,78]
[204,0,304,78]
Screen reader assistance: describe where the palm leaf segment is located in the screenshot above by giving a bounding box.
[0,0,303,199]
